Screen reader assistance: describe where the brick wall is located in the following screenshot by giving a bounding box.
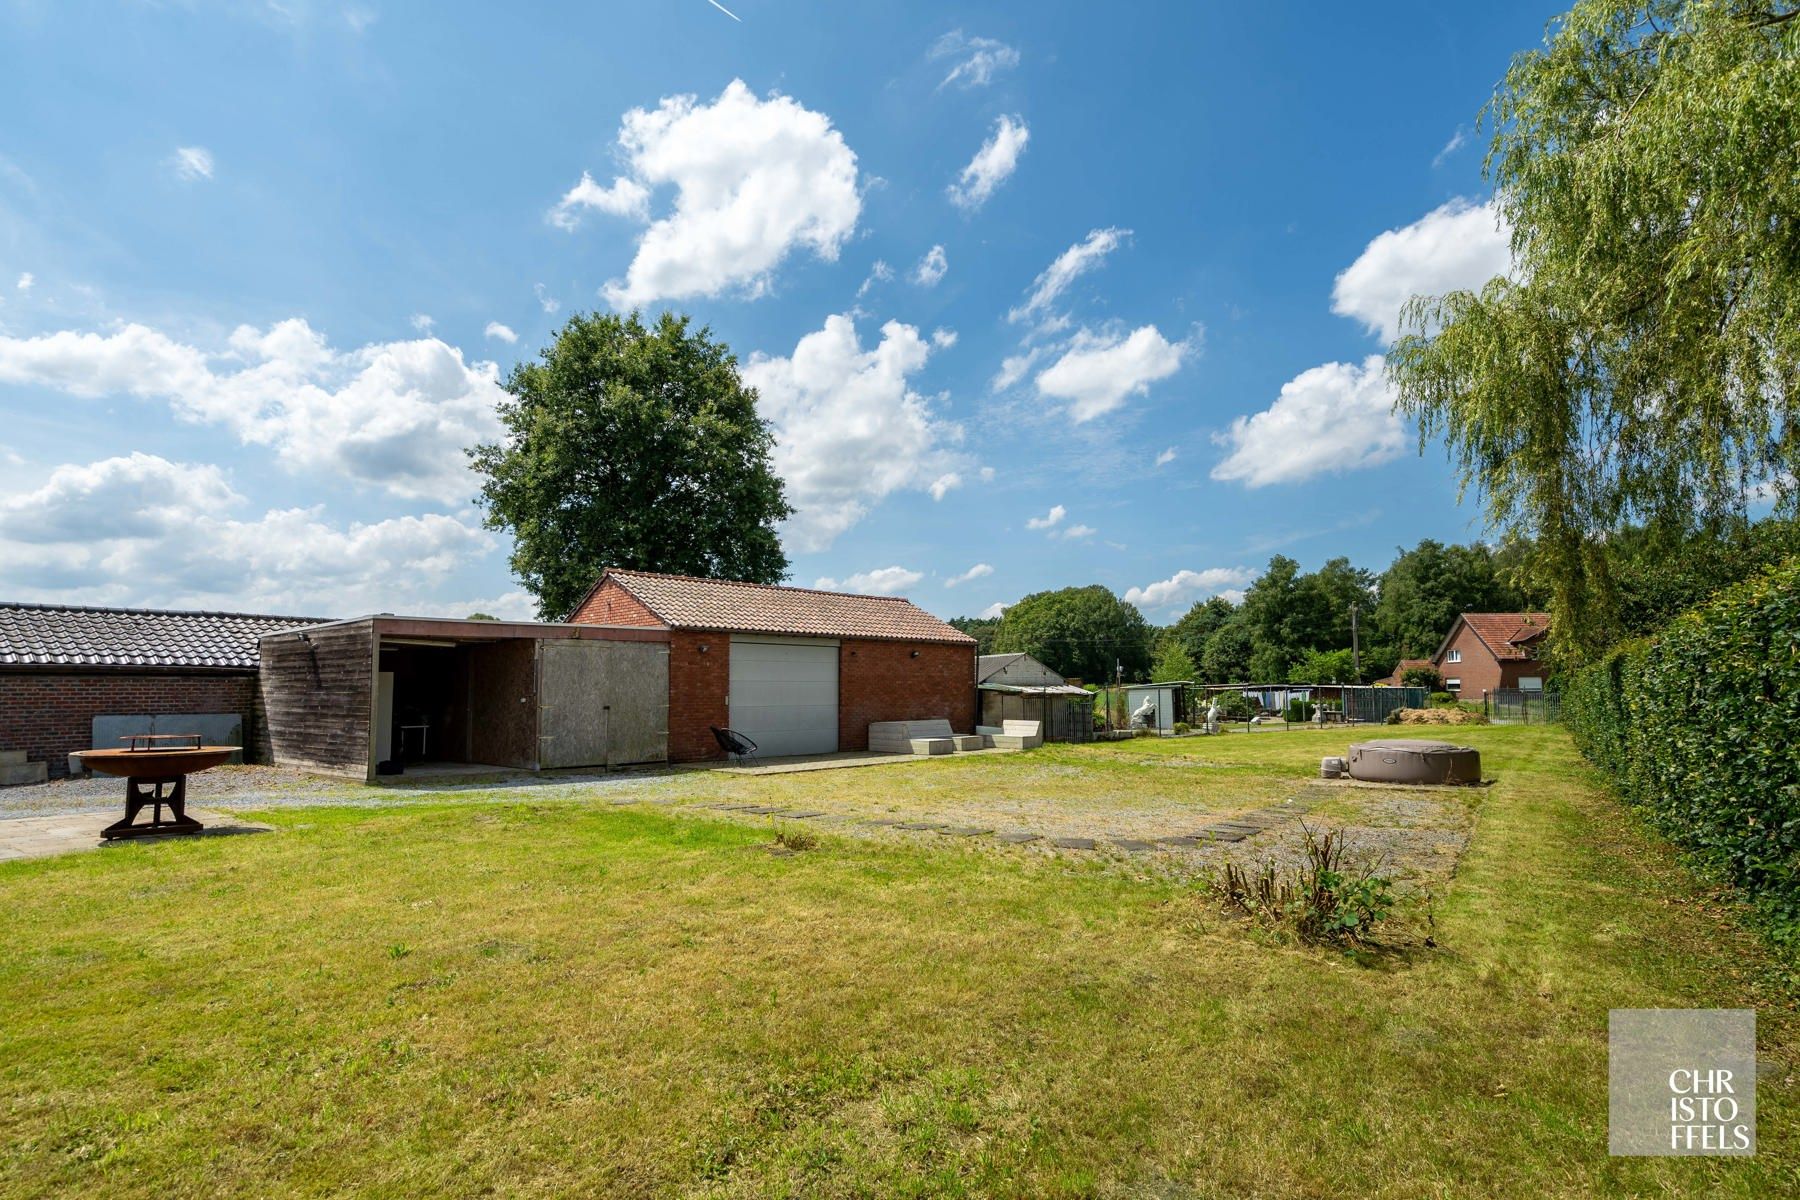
[839,639,977,750]
[665,629,730,762]
[0,671,261,778]
[1433,623,1546,699]
[568,579,664,628]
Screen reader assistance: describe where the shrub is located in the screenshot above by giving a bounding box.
[1284,698,1316,723]
[1429,691,1458,707]
[1401,665,1444,691]
[1563,558,1800,935]
[772,825,819,852]
[1212,823,1396,945]
[1172,721,1192,735]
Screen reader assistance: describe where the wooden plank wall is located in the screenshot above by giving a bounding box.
[259,624,374,779]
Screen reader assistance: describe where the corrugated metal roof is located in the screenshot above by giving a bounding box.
[599,569,974,645]
[0,603,331,670]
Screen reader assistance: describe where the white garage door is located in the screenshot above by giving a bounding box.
[729,636,839,758]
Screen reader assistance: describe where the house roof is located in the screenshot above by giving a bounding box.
[1442,613,1552,663]
[1382,657,1433,683]
[593,569,975,645]
[0,602,332,670]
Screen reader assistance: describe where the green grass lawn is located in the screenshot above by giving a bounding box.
[1,726,1793,1197]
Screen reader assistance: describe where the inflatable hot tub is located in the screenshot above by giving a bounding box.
[1346,739,1481,785]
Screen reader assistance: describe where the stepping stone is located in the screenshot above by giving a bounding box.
[1112,839,1157,853]
[740,806,791,815]
[1197,830,1249,843]
[1051,836,1096,850]
[782,811,829,819]
[936,826,992,837]
[1207,823,1266,834]
[1157,835,1202,847]
[993,831,1041,844]
[862,818,905,826]
[897,821,946,831]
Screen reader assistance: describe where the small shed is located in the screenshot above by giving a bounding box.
[1122,681,1189,732]
[977,653,1094,742]
[259,615,671,782]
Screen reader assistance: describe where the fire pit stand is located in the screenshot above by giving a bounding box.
[75,734,237,841]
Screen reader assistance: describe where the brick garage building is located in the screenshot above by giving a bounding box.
[568,569,977,761]
[0,604,323,777]
[1431,612,1551,700]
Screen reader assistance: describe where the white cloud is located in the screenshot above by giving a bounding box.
[945,562,993,588]
[1008,227,1130,323]
[978,465,995,482]
[1060,523,1096,540]
[928,471,962,500]
[1025,504,1065,530]
[948,115,1028,211]
[912,244,948,287]
[1034,325,1189,422]
[1122,566,1257,612]
[1331,197,1511,343]
[977,600,1009,620]
[170,146,214,182]
[15,272,32,292]
[554,80,860,308]
[0,319,505,504]
[534,283,560,313]
[410,313,435,333]
[1433,128,1468,167]
[930,327,957,350]
[990,346,1042,393]
[741,313,964,552]
[1155,446,1177,467]
[484,321,518,344]
[1211,354,1405,487]
[547,170,652,229]
[0,453,491,614]
[813,566,924,596]
[856,259,893,298]
[930,30,1020,90]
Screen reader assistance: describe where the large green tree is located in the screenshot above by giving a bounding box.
[1388,0,1800,662]
[1373,539,1529,656]
[1163,596,1237,677]
[471,312,792,618]
[992,586,1153,683]
[948,615,1002,656]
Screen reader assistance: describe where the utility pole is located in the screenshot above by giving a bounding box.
[1350,602,1362,683]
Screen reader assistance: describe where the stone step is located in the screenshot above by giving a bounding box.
[0,760,48,787]
[0,750,25,766]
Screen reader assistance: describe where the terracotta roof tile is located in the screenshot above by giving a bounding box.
[1459,613,1551,661]
[601,570,974,645]
[0,603,330,670]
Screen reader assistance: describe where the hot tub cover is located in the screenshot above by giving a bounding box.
[1346,739,1482,785]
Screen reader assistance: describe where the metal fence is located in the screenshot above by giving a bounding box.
[1487,688,1561,724]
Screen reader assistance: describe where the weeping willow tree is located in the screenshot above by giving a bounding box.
[1388,1,1800,663]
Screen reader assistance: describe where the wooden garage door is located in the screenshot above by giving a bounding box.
[729,637,839,758]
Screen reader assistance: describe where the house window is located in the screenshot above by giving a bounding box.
[1518,676,1543,690]
[1446,649,1461,664]
[1444,678,1462,692]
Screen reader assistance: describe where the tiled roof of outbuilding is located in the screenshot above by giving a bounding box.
[592,570,974,645]
[0,603,329,670]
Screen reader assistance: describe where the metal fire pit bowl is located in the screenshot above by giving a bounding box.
[74,734,236,839]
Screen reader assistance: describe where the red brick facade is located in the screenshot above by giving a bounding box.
[666,630,732,762]
[0,671,264,777]
[568,581,664,628]
[839,639,976,751]
[1434,621,1548,699]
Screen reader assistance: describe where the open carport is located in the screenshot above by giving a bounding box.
[258,615,670,782]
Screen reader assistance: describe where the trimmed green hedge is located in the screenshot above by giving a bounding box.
[1563,559,1800,927]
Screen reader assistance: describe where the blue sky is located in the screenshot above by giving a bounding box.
[0,1,1551,622]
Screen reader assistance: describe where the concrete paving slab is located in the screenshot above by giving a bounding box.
[1050,836,1096,850]
[993,831,1041,844]
[0,809,272,863]
[936,826,993,837]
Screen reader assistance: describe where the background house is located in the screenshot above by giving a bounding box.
[570,569,976,760]
[1432,612,1551,699]
[977,653,1093,741]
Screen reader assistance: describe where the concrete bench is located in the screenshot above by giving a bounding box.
[988,720,1043,751]
[870,719,977,756]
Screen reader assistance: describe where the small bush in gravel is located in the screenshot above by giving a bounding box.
[1212,823,1396,946]
[773,825,819,852]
